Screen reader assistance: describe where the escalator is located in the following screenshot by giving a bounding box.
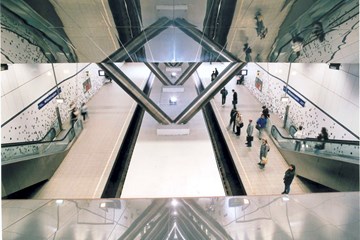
[270,125,359,192]
[1,120,83,198]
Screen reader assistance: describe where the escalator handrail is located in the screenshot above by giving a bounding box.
[271,125,360,146]
[1,121,80,148]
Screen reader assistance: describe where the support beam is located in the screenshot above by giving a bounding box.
[173,18,239,62]
[174,62,246,124]
[103,17,172,62]
[174,62,202,85]
[97,63,172,125]
[144,62,173,86]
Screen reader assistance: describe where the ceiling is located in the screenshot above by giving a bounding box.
[1,0,359,63]
[3,192,359,239]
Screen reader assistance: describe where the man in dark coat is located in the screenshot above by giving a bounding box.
[228,107,237,132]
[282,164,296,194]
[232,89,238,108]
[220,87,228,105]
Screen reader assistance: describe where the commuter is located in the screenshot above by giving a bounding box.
[243,43,252,62]
[235,111,243,136]
[228,107,237,132]
[314,127,329,152]
[211,71,216,81]
[220,87,228,105]
[232,89,238,108]
[214,68,219,77]
[80,102,89,121]
[282,164,296,194]
[262,105,270,119]
[245,119,254,147]
[258,138,270,169]
[70,105,79,126]
[256,114,267,139]
[294,126,304,151]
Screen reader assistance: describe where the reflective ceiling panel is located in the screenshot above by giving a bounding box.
[2,193,359,239]
[1,0,358,63]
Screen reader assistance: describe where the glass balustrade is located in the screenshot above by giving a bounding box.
[1,120,83,164]
[271,125,359,161]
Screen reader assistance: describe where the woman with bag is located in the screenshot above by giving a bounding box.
[258,138,270,169]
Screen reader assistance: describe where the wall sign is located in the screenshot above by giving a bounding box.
[83,78,92,93]
[283,86,305,107]
[38,87,62,110]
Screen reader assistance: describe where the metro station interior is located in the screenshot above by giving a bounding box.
[1,0,359,239]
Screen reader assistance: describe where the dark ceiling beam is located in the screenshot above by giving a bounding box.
[103,17,172,63]
[97,62,173,125]
[174,62,246,124]
[174,18,239,62]
[144,62,173,86]
[174,62,202,85]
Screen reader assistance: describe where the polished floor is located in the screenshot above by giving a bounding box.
[33,63,311,199]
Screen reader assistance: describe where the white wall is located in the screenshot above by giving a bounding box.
[1,63,109,142]
[244,63,359,140]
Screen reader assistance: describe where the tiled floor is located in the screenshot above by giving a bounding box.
[32,63,310,199]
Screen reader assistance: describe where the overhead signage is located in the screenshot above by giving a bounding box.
[38,87,62,110]
[283,86,305,107]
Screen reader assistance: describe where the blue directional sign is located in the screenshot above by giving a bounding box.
[283,86,305,107]
[38,87,62,110]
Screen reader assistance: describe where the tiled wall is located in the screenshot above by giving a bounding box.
[244,63,359,140]
[1,63,105,143]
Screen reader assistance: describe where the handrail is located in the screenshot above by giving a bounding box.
[271,125,360,146]
[1,121,80,148]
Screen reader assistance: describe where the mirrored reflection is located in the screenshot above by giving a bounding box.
[2,192,359,239]
[1,0,358,63]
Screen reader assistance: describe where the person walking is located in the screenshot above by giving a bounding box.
[258,138,270,169]
[228,107,237,132]
[235,111,243,136]
[80,102,89,121]
[256,114,267,139]
[232,89,238,109]
[245,119,254,147]
[294,126,304,151]
[282,164,296,194]
[220,87,228,105]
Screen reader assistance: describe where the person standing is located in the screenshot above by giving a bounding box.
[258,138,270,169]
[256,114,267,139]
[315,127,329,152]
[282,164,296,194]
[80,102,89,121]
[211,71,216,81]
[235,111,243,136]
[245,119,254,147]
[214,68,219,77]
[70,105,79,126]
[232,89,238,108]
[220,87,228,105]
[294,126,304,151]
[228,107,237,132]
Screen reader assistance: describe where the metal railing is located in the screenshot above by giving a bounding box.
[1,120,83,164]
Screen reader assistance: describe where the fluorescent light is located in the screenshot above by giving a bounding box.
[56,98,64,103]
[56,199,64,205]
[169,96,177,105]
[100,202,106,208]
[171,199,178,207]
[281,96,289,102]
